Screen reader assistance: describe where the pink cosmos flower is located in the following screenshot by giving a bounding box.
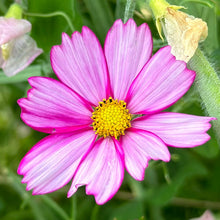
[0,17,42,76]
[17,19,214,205]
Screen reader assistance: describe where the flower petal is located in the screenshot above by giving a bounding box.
[0,18,31,45]
[132,112,214,148]
[2,35,42,76]
[104,19,153,100]
[68,137,124,205]
[18,129,96,194]
[126,46,195,114]
[50,27,109,106]
[121,128,170,181]
[18,77,92,134]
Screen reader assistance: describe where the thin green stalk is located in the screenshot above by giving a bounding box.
[127,175,144,200]
[91,204,100,220]
[123,0,136,23]
[171,197,220,210]
[188,49,220,144]
[162,163,171,184]
[70,196,77,220]
[40,195,70,220]
[23,11,75,32]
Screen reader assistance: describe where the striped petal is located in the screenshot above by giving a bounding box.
[121,128,170,181]
[18,129,96,194]
[68,137,124,205]
[18,77,92,134]
[132,112,215,148]
[51,27,109,106]
[126,46,195,114]
[104,19,153,100]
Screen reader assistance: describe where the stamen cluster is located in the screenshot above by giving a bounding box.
[92,97,131,138]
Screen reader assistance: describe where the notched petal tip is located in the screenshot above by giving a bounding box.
[68,138,124,205]
[122,129,170,181]
[132,112,215,148]
[127,45,196,114]
[18,130,96,195]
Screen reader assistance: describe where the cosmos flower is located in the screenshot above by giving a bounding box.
[17,19,214,205]
[0,5,42,76]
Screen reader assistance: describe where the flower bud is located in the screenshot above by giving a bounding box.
[0,3,43,76]
[150,0,208,62]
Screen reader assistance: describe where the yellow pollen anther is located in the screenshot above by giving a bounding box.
[92,97,131,138]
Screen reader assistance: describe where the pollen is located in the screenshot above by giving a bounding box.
[92,97,131,139]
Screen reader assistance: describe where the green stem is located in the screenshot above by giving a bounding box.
[70,196,77,220]
[41,195,70,220]
[171,197,220,210]
[162,163,171,184]
[91,204,100,220]
[123,0,136,23]
[128,175,144,200]
[23,11,75,32]
[188,49,220,144]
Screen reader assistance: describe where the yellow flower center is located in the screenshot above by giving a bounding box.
[92,97,131,138]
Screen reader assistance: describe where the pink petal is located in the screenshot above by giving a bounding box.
[104,19,153,100]
[50,27,109,106]
[18,77,92,134]
[18,129,96,194]
[121,128,170,181]
[0,18,31,45]
[132,112,215,148]
[126,46,195,114]
[68,137,124,205]
[2,35,43,76]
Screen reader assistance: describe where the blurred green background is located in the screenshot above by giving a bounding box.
[0,0,220,219]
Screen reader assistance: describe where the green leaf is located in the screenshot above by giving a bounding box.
[0,65,42,84]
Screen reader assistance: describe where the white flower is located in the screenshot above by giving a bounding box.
[150,0,208,62]
[0,17,42,76]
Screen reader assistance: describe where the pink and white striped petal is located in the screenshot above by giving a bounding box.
[126,46,195,114]
[132,112,214,148]
[18,129,96,194]
[68,137,124,205]
[104,19,152,100]
[51,27,109,106]
[0,17,31,45]
[2,35,43,76]
[18,77,92,134]
[121,128,170,181]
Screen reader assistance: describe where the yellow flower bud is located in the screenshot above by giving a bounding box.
[5,3,23,19]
